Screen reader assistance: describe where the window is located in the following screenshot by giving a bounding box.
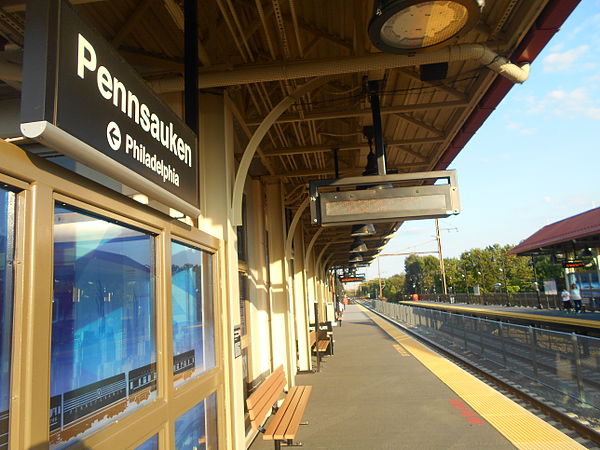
[0,187,16,450]
[172,241,215,387]
[50,204,157,448]
[135,434,158,450]
[175,393,218,449]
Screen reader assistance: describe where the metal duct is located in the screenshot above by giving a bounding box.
[150,43,530,92]
[0,43,529,92]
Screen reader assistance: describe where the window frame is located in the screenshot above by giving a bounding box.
[0,142,225,449]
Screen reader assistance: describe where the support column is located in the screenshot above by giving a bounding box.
[292,225,310,371]
[265,182,295,384]
[198,93,243,449]
[246,180,272,377]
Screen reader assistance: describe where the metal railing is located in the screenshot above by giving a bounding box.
[417,292,563,309]
[369,299,600,413]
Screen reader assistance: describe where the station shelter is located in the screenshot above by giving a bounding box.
[511,207,600,301]
[0,0,581,448]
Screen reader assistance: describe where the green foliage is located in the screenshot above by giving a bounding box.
[360,243,566,295]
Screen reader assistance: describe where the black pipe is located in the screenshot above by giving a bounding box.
[333,148,340,178]
[184,0,198,133]
[368,80,386,176]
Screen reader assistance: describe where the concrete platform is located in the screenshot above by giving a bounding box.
[250,304,529,449]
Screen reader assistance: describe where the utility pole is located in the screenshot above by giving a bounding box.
[436,219,448,294]
[377,255,383,299]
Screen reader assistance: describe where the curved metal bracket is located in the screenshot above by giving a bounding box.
[284,197,309,263]
[231,77,329,226]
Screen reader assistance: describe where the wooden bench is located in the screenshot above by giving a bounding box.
[246,365,312,449]
[309,329,331,371]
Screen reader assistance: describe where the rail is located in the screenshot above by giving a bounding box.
[367,299,600,417]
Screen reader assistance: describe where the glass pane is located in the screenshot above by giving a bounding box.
[51,204,156,448]
[0,187,15,450]
[172,242,215,387]
[175,392,217,449]
[135,434,158,450]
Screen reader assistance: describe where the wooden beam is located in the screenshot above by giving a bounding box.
[1,0,105,12]
[282,13,353,51]
[399,68,468,100]
[112,0,155,49]
[262,136,447,157]
[262,162,426,180]
[119,48,183,72]
[246,100,469,126]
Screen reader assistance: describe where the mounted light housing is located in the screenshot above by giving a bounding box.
[368,0,484,54]
[310,170,460,227]
[351,223,377,237]
[350,239,369,253]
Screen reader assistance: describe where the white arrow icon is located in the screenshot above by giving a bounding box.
[107,121,121,151]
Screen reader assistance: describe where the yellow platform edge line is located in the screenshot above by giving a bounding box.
[358,304,586,450]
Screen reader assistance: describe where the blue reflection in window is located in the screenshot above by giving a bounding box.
[135,434,158,450]
[172,242,215,386]
[0,187,15,450]
[51,204,156,447]
[175,399,206,449]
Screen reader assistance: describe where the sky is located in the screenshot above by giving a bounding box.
[362,0,600,281]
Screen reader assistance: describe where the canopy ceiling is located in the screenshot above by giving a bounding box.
[0,0,581,269]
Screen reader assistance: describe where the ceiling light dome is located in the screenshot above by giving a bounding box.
[350,239,368,253]
[368,0,484,54]
[351,223,376,237]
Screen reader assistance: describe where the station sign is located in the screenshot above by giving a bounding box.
[339,275,366,283]
[563,259,586,268]
[20,0,199,216]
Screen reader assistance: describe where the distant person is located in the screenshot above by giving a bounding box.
[570,284,583,313]
[561,288,572,312]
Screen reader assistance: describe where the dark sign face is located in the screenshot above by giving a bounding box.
[563,260,585,268]
[339,276,366,283]
[21,0,199,210]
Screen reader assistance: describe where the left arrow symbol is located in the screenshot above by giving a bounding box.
[107,121,121,151]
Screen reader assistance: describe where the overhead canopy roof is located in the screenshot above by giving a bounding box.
[0,0,582,269]
[510,207,600,256]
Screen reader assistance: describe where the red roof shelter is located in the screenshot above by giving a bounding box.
[511,208,600,256]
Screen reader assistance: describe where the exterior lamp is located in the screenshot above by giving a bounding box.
[368,0,484,54]
[349,254,364,263]
[351,223,376,237]
[350,239,368,253]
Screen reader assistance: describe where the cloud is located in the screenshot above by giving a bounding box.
[527,87,600,120]
[505,121,538,135]
[543,45,589,72]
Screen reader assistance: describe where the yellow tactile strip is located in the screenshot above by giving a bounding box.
[358,304,586,450]
[400,301,600,329]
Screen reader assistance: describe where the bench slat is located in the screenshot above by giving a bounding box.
[263,386,300,439]
[249,373,286,427]
[248,370,284,420]
[283,386,312,439]
[247,365,284,410]
[265,386,312,440]
[316,339,329,352]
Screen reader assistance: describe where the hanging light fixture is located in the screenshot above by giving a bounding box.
[351,223,376,237]
[349,254,364,263]
[368,0,484,54]
[350,239,368,253]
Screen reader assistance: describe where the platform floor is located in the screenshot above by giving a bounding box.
[250,304,585,450]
